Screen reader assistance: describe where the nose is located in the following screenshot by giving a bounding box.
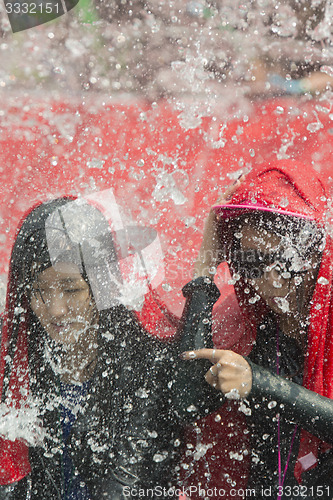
[45,290,68,318]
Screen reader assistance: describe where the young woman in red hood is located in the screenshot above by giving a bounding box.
[178,162,333,499]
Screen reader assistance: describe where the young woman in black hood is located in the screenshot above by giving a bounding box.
[0,195,185,499]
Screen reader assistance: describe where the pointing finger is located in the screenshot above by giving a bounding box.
[180,349,225,364]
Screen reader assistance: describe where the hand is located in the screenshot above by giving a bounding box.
[181,348,252,399]
[301,71,333,93]
[193,175,245,279]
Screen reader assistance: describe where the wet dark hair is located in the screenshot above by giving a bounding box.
[12,197,121,306]
[11,198,74,297]
[3,198,132,400]
[224,210,324,282]
[1,199,74,401]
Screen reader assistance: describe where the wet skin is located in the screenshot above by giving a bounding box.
[30,262,99,383]
[239,225,320,341]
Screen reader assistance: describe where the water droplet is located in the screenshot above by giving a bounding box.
[280,197,289,208]
[307,122,323,133]
[135,388,149,398]
[294,276,303,286]
[225,388,240,400]
[318,277,329,285]
[238,403,251,415]
[321,65,333,78]
[248,295,260,304]
[186,405,198,412]
[86,158,105,169]
[153,451,168,462]
[274,297,290,312]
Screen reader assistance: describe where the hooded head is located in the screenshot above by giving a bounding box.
[1,196,122,399]
[213,160,333,479]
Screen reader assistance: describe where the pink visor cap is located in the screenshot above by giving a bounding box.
[212,201,315,221]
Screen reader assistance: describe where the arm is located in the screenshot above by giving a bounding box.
[182,346,333,444]
[172,277,225,422]
[193,175,244,279]
[173,177,245,421]
[248,359,333,445]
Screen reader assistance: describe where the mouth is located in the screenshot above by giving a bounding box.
[51,323,73,333]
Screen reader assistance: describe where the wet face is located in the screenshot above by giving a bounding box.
[30,262,98,343]
[30,263,99,382]
[237,224,320,317]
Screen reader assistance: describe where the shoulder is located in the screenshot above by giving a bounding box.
[99,306,173,363]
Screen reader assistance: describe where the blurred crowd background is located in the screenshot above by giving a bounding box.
[1,0,333,111]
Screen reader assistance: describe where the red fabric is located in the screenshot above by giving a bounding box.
[1,96,333,315]
[179,403,250,498]
[135,287,179,340]
[0,439,30,485]
[228,162,326,220]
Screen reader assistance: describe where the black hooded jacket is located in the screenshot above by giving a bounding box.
[0,305,182,500]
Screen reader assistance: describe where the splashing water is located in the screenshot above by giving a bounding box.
[0,404,45,446]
